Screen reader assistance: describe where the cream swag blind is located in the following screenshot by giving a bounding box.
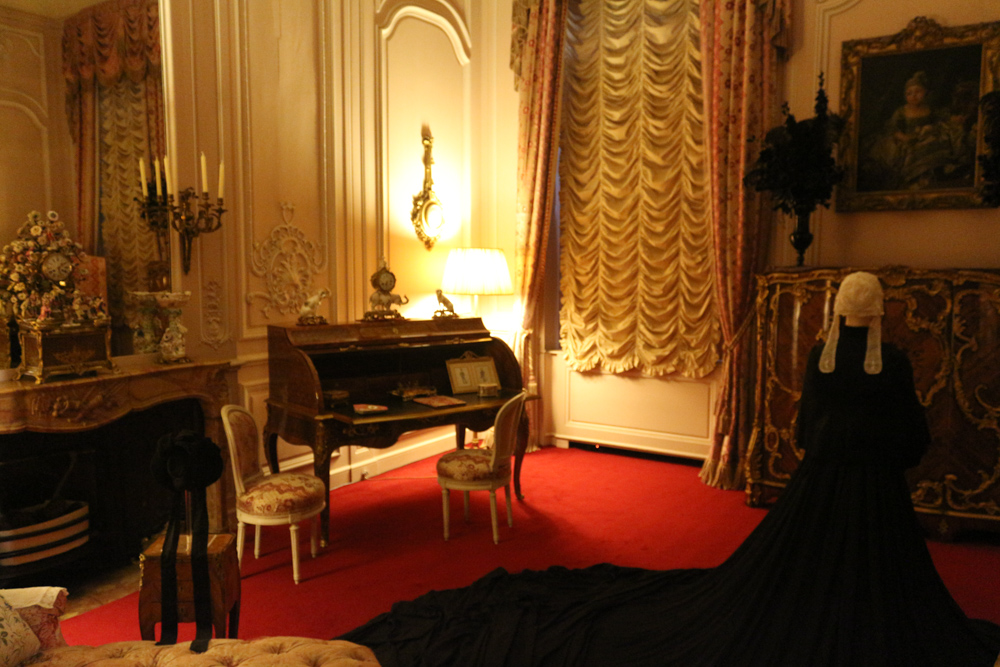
[559,0,719,377]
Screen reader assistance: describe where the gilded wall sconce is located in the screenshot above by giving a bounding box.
[410,125,445,250]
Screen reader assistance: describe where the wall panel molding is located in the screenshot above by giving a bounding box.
[0,9,61,234]
[813,0,866,80]
[544,352,716,460]
[374,2,472,259]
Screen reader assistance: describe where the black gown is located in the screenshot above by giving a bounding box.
[341,327,1000,666]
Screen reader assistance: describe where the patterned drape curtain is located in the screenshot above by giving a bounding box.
[559,0,718,378]
[511,0,569,448]
[63,0,165,326]
[698,0,790,489]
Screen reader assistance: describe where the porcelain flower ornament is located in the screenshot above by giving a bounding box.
[0,211,107,324]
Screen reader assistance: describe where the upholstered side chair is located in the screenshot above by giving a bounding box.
[221,404,326,584]
[436,391,528,544]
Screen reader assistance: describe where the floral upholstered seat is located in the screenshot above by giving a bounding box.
[436,450,511,482]
[222,405,327,584]
[234,473,326,515]
[436,392,528,544]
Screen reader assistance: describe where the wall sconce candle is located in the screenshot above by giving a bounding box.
[171,187,225,274]
[139,157,148,198]
[410,125,445,250]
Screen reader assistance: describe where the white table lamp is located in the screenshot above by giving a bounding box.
[441,248,514,315]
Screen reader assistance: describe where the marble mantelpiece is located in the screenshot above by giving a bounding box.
[0,359,237,534]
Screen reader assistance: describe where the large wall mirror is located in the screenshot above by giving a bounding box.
[0,0,169,355]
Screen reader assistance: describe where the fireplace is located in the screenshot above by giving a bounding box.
[0,360,234,583]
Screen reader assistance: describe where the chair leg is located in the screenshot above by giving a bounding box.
[289,523,301,584]
[310,515,318,558]
[463,491,470,522]
[254,525,262,559]
[442,488,450,541]
[236,521,246,566]
[505,483,513,527]
[489,490,499,544]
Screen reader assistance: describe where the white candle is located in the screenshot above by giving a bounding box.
[218,161,225,200]
[200,151,208,194]
[154,158,162,197]
[164,155,173,200]
[139,157,148,198]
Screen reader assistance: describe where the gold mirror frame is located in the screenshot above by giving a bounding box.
[836,16,1000,212]
[411,127,445,250]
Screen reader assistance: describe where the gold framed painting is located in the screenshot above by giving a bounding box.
[836,17,1000,212]
[446,355,499,394]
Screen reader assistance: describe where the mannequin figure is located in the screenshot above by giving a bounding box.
[343,272,1000,666]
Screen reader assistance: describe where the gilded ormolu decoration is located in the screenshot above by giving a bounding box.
[410,126,445,250]
[246,203,326,319]
[17,318,116,384]
[363,261,408,321]
[746,267,1000,538]
[837,17,1000,212]
[911,282,1000,520]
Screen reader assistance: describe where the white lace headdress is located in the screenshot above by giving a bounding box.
[819,271,884,374]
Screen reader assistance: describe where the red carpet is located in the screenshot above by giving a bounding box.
[60,447,1000,645]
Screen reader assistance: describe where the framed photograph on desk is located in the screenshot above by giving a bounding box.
[447,355,499,394]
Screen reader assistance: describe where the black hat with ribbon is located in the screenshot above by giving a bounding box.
[150,430,223,653]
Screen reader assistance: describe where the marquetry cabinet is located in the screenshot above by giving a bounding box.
[745,267,1000,539]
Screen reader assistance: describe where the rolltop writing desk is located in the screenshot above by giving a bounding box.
[264,317,523,545]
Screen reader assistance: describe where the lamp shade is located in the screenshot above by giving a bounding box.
[441,248,514,295]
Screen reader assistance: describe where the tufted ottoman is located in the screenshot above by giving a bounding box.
[23,636,380,666]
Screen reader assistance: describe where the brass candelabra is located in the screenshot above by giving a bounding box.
[171,188,225,274]
[138,189,225,275]
[138,153,225,276]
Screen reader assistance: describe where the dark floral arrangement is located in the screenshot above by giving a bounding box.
[744,76,846,218]
[978,91,1000,207]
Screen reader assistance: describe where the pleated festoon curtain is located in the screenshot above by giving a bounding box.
[63,0,165,325]
[511,0,569,450]
[512,0,787,482]
[698,0,788,489]
[559,0,719,377]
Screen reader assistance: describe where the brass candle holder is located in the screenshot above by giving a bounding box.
[137,193,172,289]
[137,188,225,275]
[171,187,226,274]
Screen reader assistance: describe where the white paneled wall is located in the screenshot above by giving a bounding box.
[544,352,717,459]
[0,7,74,244]
[161,1,521,480]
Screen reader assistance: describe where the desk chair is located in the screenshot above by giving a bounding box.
[436,391,528,544]
[221,405,326,584]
